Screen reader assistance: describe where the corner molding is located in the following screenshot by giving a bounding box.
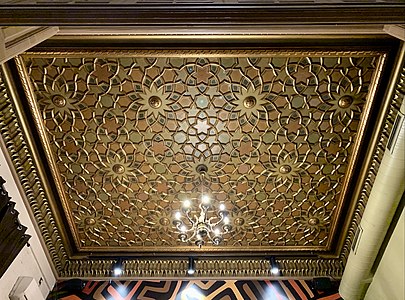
[384,25,405,41]
[0,26,58,64]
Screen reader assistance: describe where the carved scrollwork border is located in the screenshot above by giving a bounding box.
[0,67,68,273]
[61,258,344,278]
[340,57,405,262]
[23,49,384,58]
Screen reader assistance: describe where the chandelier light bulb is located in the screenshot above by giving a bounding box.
[219,203,225,211]
[223,216,230,224]
[175,211,181,220]
[183,199,191,208]
[181,225,187,232]
[214,228,220,236]
[201,195,210,204]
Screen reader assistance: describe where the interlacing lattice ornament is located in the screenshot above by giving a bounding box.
[23,53,380,252]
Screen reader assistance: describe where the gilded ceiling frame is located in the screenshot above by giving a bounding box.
[18,49,385,254]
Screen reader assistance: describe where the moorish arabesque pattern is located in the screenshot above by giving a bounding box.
[20,51,383,254]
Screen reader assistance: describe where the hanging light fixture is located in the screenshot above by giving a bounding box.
[173,164,231,247]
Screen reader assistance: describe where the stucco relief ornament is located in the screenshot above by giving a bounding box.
[268,155,309,184]
[319,86,365,126]
[229,209,260,243]
[97,149,136,183]
[234,85,269,120]
[296,208,330,245]
[186,159,218,181]
[147,207,175,233]
[77,211,107,246]
[135,84,172,120]
[38,81,82,123]
[179,59,227,99]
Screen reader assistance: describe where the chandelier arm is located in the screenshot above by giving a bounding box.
[184,210,195,225]
[206,230,214,242]
[207,216,216,224]
[207,227,222,246]
[193,214,200,225]
[175,220,192,234]
[209,213,225,227]
[207,221,215,231]
[175,222,183,231]
[208,220,223,237]
[209,220,222,228]
[200,207,208,223]
[188,229,197,240]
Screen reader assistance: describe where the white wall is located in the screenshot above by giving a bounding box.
[0,137,56,299]
[365,209,405,300]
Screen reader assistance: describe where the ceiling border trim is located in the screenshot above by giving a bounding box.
[339,48,405,262]
[22,49,385,58]
[60,258,344,278]
[0,66,68,273]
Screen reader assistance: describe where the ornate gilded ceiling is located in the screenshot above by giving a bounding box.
[1,44,400,277]
[19,51,382,252]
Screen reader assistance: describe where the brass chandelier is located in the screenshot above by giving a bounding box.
[173,164,231,247]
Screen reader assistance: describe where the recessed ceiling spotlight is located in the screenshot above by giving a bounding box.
[187,257,195,275]
[113,259,123,276]
[269,257,280,275]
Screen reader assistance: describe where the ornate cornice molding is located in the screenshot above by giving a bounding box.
[61,258,344,278]
[23,50,384,58]
[340,54,405,262]
[0,66,68,273]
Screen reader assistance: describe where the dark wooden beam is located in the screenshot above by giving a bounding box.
[0,4,404,26]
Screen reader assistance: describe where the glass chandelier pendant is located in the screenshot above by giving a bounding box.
[173,164,231,247]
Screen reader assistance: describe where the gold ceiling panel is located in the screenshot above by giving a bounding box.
[19,51,383,254]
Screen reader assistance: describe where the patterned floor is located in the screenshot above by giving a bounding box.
[48,279,342,300]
